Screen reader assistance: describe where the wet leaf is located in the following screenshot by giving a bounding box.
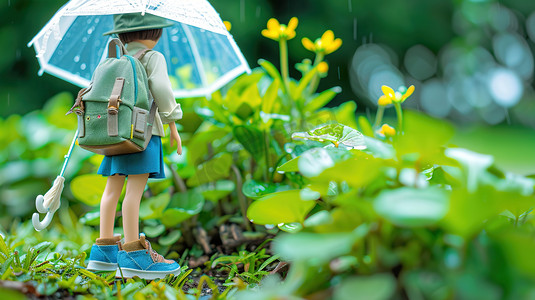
[70,174,107,206]
[233,125,264,161]
[333,274,396,300]
[298,147,352,178]
[242,179,291,199]
[197,180,236,202]
[139,193,171,220]
[292,124,366,149]
[162,191,204,227]
[159,230,182,246]
[187,153,232,186]
[278,223,303,233]
[274,225,368,263]
[247,190,316,225]
[374,187,449,227]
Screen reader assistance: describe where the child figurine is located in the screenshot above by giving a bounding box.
[85,13,183,280]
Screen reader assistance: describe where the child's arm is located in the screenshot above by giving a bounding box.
[169,122,182,155]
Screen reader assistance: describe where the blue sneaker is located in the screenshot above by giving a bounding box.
[116,234,180,280]
[86,235,121,272]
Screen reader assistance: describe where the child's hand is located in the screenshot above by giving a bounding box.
[169,122,182,155]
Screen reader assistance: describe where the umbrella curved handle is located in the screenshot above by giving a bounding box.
[32,195,56,231]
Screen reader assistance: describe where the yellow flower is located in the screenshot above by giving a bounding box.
[224,21,232,31]
[380,85,415,103]
[261,17,298,41]
[378,124,396,137]
[302,30,342,55]
[317,61,329,73]
[378,95,392,106]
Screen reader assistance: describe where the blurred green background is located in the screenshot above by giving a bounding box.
[1,0,535,174]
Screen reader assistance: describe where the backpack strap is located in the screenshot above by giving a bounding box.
[107,78,125,137]
[134,49,158,147]
[133,49,151,60]
[143,98,158,149]
[108,39,127,59]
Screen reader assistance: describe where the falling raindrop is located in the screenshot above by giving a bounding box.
[353,18,357,41]
[240,0,245,23]
[504,107,511,125]
[7,93,10,106]
[337,67,341,80]
[256,5,261,18]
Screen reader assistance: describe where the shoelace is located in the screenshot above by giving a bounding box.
[145,240,165,263]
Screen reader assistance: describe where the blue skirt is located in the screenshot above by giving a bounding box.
[98,136,165,179]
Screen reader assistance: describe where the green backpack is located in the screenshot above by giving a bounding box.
[67,39,156,156]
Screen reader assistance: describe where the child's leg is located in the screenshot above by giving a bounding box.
[99,174,126,239]
[122,173,149,243]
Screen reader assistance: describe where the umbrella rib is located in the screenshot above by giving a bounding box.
[180,23,208,88]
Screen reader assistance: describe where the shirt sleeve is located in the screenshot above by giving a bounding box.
[145,51,183,123]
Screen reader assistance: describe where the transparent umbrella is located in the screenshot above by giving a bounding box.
[28,0,251,98]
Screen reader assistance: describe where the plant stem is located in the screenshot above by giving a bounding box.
[373,106,385,129]
[279,39,289,92]
[393,102,403,135]
[308,52,325,95]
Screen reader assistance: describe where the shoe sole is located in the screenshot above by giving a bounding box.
[86,260,118,272]
[115,266,181,280]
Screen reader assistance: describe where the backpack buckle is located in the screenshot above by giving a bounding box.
[107,99,121,115]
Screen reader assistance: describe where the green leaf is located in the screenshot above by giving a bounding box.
[298,147,352,178]
[242,179,292,199]
[276,157,299,173]
[333,274,397,300]
[304,87,341,112]
[79,211,100,226]
[139,193,171,220]
[395,110,455,164]
[162,191,205,227]
[318,154,384,188]
[374,187,449,227]
[143,224,166,238]
[278,223,303,233]
[187,153,233,186]
[357,116,374,137]
[233,125,264,161]
[274,225,368,263]
[197,180,235,202]
[304,210,333,228]
[332,101,358,130]
[292,123,366,149]
[261,78,280,114]
[292,67,318,100]
[158,230,182,246]
[186,127,229,167]
[247,190,316,225]
[70,174,108,206]
[445,148,494,192]
[258,59,284,90]
[363,136,395,159]
[0,235,9,257]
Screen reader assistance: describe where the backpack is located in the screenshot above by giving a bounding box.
[67,39,157,156]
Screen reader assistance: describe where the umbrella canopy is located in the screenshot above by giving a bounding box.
[28,0,251,98]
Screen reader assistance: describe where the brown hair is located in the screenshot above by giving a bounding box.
[118,29,163,44]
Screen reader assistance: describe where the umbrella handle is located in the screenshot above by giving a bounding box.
[32,195,57,231]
